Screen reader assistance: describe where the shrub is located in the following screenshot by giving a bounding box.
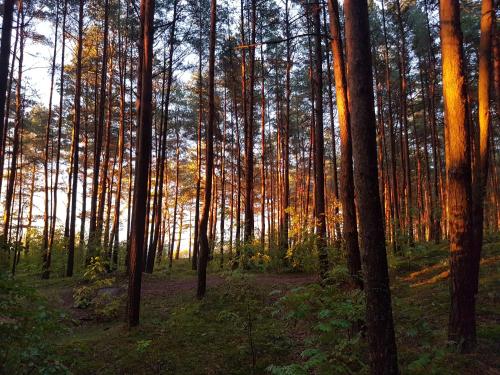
[0,272,70,374]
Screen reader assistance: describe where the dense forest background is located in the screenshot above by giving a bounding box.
[0,0,499,373]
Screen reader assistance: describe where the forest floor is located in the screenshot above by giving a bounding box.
[1,238,500,375]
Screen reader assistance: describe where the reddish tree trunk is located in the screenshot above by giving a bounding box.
[127,0,155,327]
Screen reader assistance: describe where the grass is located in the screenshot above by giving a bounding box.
[1,237,499,374]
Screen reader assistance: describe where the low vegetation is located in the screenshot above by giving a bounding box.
[2,236,498,374]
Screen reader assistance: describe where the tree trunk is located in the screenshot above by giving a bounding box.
[192,0,203,271]
[381,0,401,253]
[47,0,68,275]
[42,0,60,278]
[169,131,181,268]
[80,106,89,245]
[197,0,216,299]
[439,0,475,352]
[326,0,362,288]
[471,0,493,295]
[146,0,177,272]
[0,11,19,200]
[321,4,341,245]
[243,0,255,243]
[0,0,15,184]
[175,205,184,260]
[3,0,25,242]
[395,0,413,246]
[66,0,84,277]
[127,0,154,327]
[279,0,291,258]
[110,9,128,268]
[220,88,227,267]
[97,55,115,251]
[88,0,110,252]
[311,2,328,280]
[344,0,399,372]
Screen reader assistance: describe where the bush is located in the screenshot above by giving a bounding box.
[72,257,124,321]
[268,265,367,374]
[284,234,318,273]
[0,272,70,374]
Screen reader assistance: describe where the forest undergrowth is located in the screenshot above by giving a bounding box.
[1,236,499,375]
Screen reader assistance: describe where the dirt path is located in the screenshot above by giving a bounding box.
[56,272,318,322]
[141,272,318,298]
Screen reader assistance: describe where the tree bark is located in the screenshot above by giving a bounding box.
[47,0,68,274]
[66,0,84,277]
[243,0,256,243]
[439,0,475,352]
[127,0,155,327]
[3,0,25,242]
[0,0,15,183]
[197,0,216,299]
[326,0,362,288]
[88,0,110,252]
[471,0,493,295]
[381,0,401,253]
[192,0,203,270]
[41,0,60,278]
[311,2,328,280]
[344,0,399,372]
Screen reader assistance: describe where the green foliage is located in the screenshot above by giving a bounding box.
[136,339,152,353]
[72,257,124,321]
[3,238,498,374]
[233,242,271,272]
[270,268,367,374]
[0,272,71,374]
[285,234,318,273]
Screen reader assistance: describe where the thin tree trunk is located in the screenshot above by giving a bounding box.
[0,0,15,182]
[3,0,25,242]
[243,0,255,243]
[192,0,203,270]
[169,131,180,268]
[97,55,115,251]
[197,0,216,298]
[66,0,84,277]
[110,11,128,269]
[395,0,413,246]
[147,0,177,273]
[279,0,291,258]
[175,205,184,260]
[42,0,60,277]
[381,0,401,253]
[47,0,68,274]
[80,106,89,245]
[220,88,227,267]
[471,0,493,296]
[0,12,19,200]
[88,0,110,252]
[311,2,328,280]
